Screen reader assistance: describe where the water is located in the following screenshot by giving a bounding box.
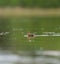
[0,50,60,64]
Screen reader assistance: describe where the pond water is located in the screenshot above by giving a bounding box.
[0,50,60,64]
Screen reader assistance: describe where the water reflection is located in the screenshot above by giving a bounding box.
[0,50,60,64]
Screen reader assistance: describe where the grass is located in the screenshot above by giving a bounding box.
[0,0,60,8]
[0,17,60,51]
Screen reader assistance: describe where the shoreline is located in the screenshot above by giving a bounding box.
[0,7,60,17]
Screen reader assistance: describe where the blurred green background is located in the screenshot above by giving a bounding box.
[0,0,60,8]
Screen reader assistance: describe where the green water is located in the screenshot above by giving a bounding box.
[0,17,60,51]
